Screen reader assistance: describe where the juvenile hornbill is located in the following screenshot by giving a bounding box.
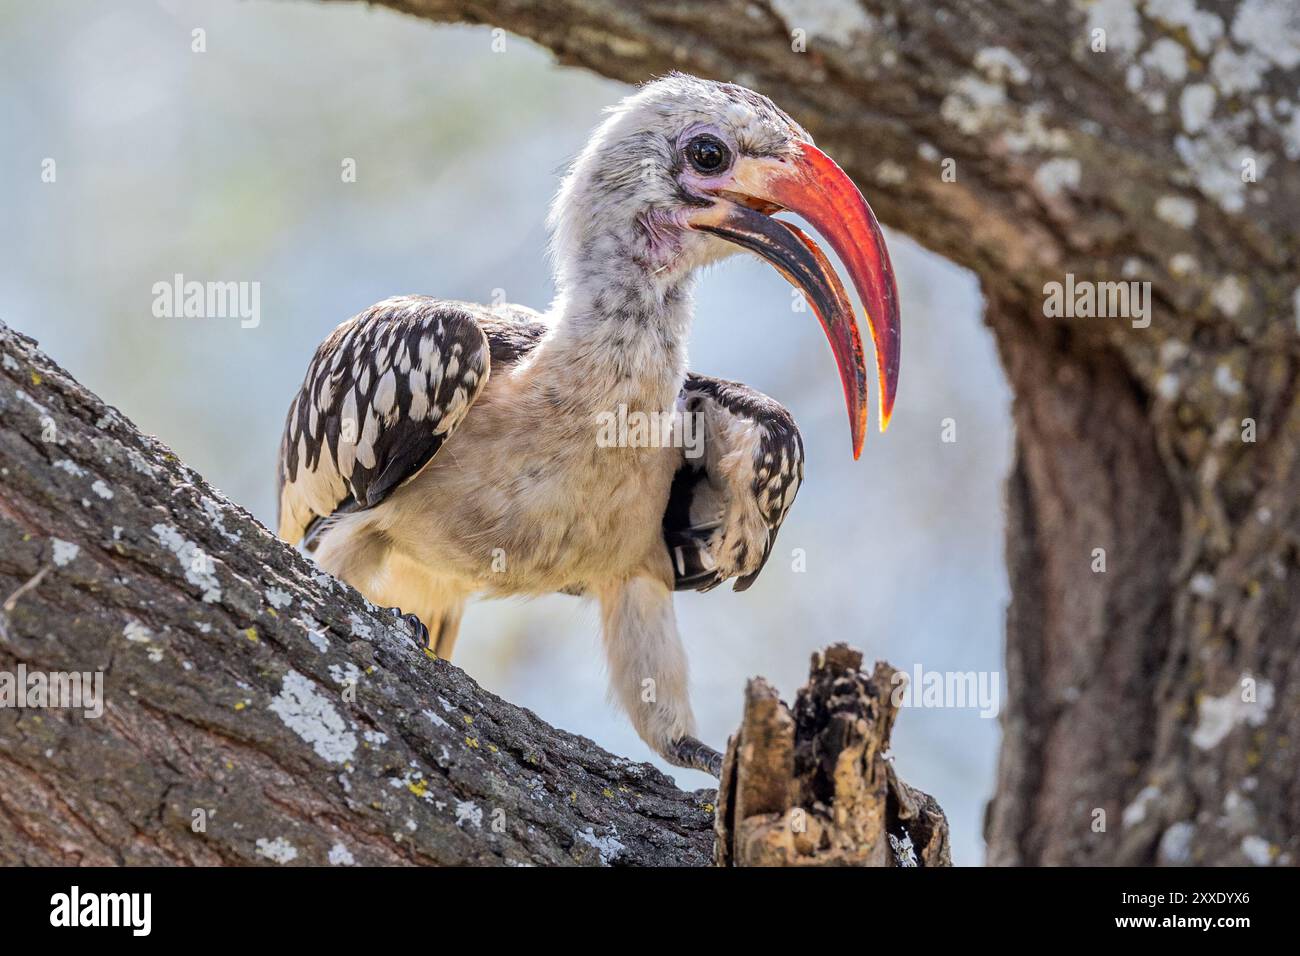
[276,74,900,777]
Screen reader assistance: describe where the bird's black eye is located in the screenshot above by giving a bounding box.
[685,134,731,174]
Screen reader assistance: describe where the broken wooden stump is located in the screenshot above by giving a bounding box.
[714,643,951,867]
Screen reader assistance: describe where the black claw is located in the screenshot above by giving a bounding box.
[407,614,431,650]
[669,735,724,778]
[385,607,430,650]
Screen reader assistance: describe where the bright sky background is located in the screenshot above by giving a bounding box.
[0,0,1013,864]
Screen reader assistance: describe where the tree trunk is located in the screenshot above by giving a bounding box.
[0,323,946,865]
[355,0,1300,865]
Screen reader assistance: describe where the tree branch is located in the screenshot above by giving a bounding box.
[0,322,947,866]
[0,322,712,865]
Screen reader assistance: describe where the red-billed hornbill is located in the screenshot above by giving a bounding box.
[276,74,900,777]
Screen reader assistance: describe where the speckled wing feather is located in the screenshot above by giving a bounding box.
[276,296,501,546]
[662,373,805,592]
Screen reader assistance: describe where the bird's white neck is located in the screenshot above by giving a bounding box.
[531,257,697,414]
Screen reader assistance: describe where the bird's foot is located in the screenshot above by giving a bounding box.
[385,607,431,651]
[669,735,724,778]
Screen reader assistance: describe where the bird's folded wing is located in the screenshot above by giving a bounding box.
[663,373,805,592]
[276,296,494,546]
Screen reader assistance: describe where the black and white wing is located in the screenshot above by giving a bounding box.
[662,373,805,592]
[276,296,494,546]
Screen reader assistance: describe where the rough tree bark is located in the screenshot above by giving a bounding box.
[343,0,1300,865]
[715,646,950,866]
[0,323,947,866]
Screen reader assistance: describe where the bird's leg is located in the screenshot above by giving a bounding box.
[430,603,465,660]
[369,554,469,660]
[598,573,722,778]
[314,528,435,648]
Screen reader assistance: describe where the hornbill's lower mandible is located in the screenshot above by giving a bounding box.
[276,74,901,777]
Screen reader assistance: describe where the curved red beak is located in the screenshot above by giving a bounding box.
[689,142,900,458]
